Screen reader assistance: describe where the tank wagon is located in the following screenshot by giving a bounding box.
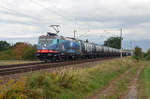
[36,32,131,61]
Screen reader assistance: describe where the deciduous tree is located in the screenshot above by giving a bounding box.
[13,42,30,59]
[104,37,121,49]
[0,41,10,51]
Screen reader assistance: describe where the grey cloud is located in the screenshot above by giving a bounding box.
[0,8,40,22]
[76,15,150,28]
[0,0,150,50]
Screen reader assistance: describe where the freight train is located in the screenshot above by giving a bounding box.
[36,32,131,62]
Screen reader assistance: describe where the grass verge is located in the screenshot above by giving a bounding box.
[0,57,137,99]
[138,61,150,99]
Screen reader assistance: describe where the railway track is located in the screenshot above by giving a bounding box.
[0,57,117,76]
[0,62,45,69]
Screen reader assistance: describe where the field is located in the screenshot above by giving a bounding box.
[0,57,149,99]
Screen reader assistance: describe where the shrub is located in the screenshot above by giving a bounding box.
[0,41,11,51]
[143,52,147,59]
[0,49,15,60]
[13,42,30,60]
[146,48,150,60]
[22,45,37,60]
[132,46,143,62]
[13,42,37,60]
[0,41,37,60]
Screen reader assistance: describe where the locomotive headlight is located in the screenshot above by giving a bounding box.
[44,44,46,47]
[42,44,47,49]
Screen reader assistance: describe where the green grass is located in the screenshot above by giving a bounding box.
[138,61,150,99]
[0,57,138,99]
[0,60,40,65]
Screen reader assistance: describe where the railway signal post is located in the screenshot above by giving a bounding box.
[74,30,77,38]
[120,28,123,59]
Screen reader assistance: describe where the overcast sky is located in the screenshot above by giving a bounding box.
[0,0,150,51]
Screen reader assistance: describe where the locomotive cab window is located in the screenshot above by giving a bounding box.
[39,39,47,44]
[47,39,53,44]
[38,38,58,46]
[46,39,57,45]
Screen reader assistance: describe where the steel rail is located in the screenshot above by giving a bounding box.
[0,57,117,76]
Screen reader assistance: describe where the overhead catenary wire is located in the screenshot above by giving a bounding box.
[0,0,77,26]
[0,0,71,37]
[30,0,93,37]
[77,31,115,43]
[104,30,120,37]
[1,0,91,38]
[30,0,81,37]
[78,30,90,38]
[30,0,75,21]
[78,29,118,38]
[0,0,81,39]
[30,0,108,40]
[0,1,51,25]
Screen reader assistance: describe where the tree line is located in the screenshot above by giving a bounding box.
[132,46,150,62]
[0,37,121,60]
[0,41,37,60]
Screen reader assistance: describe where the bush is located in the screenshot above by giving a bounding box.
[0,42,37,60]
[0,41,11,51]
[13,42,31,60]
[143,52,147,59]
[132,46,143,62]
[146,49,150,60]
[0,49,15,60]
[13,42,37,60]
[22,45,37,60]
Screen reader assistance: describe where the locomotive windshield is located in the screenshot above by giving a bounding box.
[38,38,55,45]
[38,38,58,50]
[38,39,47,44]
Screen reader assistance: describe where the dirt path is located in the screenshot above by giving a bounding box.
[89,65,144,99]
[89,67,135,99]
[121,65,144,99]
